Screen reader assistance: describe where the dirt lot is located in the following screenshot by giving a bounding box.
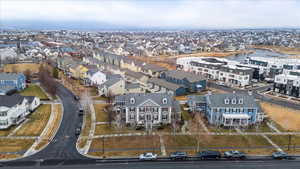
[0,126,16,137]
[14,104,51,136]
[3,63,41,73]
[260,102,300,131]
[35,104,63,150]
[94,104,108,122]
[94,124,142,135]
[89,136,160,157]
[163,135,272,155]
[0,139,35,153]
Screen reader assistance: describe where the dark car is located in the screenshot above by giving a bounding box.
[74,95,80,100]
[75,127,81,136]
[170,151,188,160]
[197,150,221,160]
[272,151,294,160]
[224,150,246,159]
[78,105,84,116]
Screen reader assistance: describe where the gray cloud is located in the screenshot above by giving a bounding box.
[1,0,300,28]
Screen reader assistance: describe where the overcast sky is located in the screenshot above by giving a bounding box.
[1,0,300,29]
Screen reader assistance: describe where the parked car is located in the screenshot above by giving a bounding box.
[272,151,294,160]
[170,151,188,160]
[74,95,80,100]
[197,150,221,160]
[216,81,226,86]
[75,127,81,136]
[139,152,157,161]
[224,150,246,159]
[78,105,84,116]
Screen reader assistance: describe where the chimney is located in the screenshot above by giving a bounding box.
[248,90,252,95]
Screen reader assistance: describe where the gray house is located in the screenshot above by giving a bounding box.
[188,93,264,127]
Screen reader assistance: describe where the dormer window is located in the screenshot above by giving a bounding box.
[238,99,243,104]
[224,98,229,104]
[130,98,135,104]
[162,98,167,104]
[232,98,236,104]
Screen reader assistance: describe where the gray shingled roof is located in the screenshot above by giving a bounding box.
[124,69,144,79]
[164,70,204,83]
[0,94,36,107]
[207,93,258,108]
[148,78,182,91]
[114,93,175,107]
[101,78,122,88]
[125,83,140,89]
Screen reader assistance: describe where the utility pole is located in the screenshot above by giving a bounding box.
[102,137,105,158]
[288,134,292,151]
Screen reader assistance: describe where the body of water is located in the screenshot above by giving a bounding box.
[228,48,291,62]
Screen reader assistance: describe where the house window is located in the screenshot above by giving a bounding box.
[224,99,229,104]
[162,108,169,112]
[0,111,7,116]
[130,113,135,120]
[154,113,158,120]
[162,98,167,104]
[162,114,168,120]
[238,99,243,104]
[232,99,236,104]
[130,98,135,104]
[129,107,136,111]
[140,114,145,120]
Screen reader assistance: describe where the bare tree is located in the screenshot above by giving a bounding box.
[24,69,32,81]
[38,64,58,98]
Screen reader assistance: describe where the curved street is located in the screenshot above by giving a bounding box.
[19,83,87,160]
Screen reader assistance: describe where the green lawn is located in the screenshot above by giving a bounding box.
[19,84,49,100]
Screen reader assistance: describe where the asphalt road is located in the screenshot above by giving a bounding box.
[2,160,300,169]
[20,83,87,160]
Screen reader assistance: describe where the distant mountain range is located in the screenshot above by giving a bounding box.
[1,20,300,31]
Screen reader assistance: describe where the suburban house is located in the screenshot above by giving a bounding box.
[0,94,40,129]
[187,93,264,127]
[113,93,181,129]
[125,83,144,93]
[85,70,107,86]
[148,78,186,96]
[160,70,207,93]
[98,74,125,97]
[0,73,26,95]
[274,71,300,97]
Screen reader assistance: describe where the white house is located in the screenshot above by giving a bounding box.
[0,94,41,129]
[86,70,107,86]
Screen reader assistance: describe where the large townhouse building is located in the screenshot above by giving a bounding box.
[160,70,206,93]
[113,93,181,129]
[0,94,40,129]
[177,57,253,87]
[244,57,300,81]
[274,71,300,97]
[0,73,26,95]
[187,93,264,127]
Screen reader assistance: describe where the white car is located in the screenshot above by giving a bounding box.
[139,152,157,161]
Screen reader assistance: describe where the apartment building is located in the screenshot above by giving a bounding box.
[177,57,253,87]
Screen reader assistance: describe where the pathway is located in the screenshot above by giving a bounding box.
[261,134,283,152]
[159,134,166,156]
[267,122,281,133]
[82,103,96,155]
